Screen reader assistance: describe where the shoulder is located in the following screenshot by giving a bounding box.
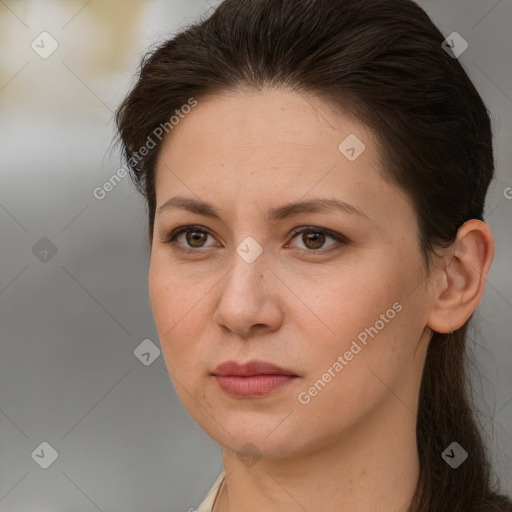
[196,471,225,512]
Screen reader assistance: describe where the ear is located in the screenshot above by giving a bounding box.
[427,219,495,333]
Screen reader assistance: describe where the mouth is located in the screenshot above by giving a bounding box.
[211,359,299,397]
[212,374,298,397]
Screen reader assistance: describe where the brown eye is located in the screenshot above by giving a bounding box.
[161,225,217,251]
[161,224,348,255]
[300,231,326,250]
[289,227,346,252]
[184,230,209,248]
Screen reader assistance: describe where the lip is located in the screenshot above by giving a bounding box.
[212,359,297,377]
[211,360,298,397]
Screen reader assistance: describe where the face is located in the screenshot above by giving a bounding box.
[149,88,434,460]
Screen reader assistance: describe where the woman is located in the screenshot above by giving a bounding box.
[114,0,512,510]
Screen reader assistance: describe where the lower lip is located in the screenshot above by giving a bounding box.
[213,375,297,397]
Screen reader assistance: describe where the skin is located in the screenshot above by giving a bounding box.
[148,87,495,512]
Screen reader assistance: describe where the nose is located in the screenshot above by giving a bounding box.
[213,249,284,340]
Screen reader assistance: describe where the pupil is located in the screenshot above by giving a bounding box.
[187,231,206,247]
[305,232,324,249]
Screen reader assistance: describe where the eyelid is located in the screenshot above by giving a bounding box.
[288,226,350,247]
[159,224,349,253]
[159,224,218,248]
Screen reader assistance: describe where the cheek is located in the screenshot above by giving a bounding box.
[294,307,423,441]
[148,258,204,377]
[288,261,406,351]
[292,258,424,396]
[149,250,205,330]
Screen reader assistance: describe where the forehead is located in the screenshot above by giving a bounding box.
[153,87,411,226]
[158,87,376,162]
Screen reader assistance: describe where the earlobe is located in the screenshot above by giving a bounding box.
[427,219,495,334]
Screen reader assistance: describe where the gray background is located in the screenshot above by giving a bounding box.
[0,0,510,510]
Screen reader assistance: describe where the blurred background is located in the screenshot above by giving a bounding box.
[0,0,511,510]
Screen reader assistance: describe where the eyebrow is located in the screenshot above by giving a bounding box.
[156,196,369,221]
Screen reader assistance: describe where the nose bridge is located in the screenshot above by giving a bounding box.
[224,237,269,299]
[209,192,300,336]
[213,237,279,336]
[214,201,280,299]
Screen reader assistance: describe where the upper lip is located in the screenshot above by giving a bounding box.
[212,359,297,377]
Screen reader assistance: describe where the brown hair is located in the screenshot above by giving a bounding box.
[114,0,512,509]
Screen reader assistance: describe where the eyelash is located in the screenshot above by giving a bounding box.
[159,224,349,255]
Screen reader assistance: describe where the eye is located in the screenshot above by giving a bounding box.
[160,225,217,252]
[159,224,348,254]
[286,226,348,253]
